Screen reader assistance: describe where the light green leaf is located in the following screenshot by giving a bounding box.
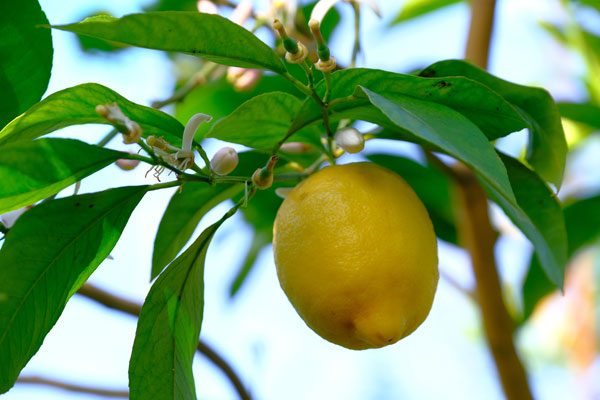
[129,217,227,400]
[0,0,53,127]
[52,12,286,73]
[391,0,465,25]
[421,60,567,188]
[366,153,456,244]
[0,186,147,393]
[0,138,138,214]
[356,87,516,204]
[207,92,323,149]
[290,68,526,141]
[484,154,567,290]
[151,183,243,280]
[521,194,600,321]
[0,83,183,147]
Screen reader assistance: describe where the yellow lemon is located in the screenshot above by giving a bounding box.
[273,162,438,350]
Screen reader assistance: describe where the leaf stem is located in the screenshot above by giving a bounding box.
[97,128,120,147]
[280,71,313,96]
[17,376,128,398]
[76,283,252,400]
[151,63,218,109]
[350,1,361,68]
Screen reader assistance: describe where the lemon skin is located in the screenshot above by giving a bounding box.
[273,162,439,350]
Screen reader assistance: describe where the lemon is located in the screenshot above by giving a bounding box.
[273,162,438,350]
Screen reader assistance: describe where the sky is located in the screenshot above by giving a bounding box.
[3,0,599,399]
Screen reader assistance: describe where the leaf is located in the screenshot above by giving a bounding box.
[0,186,147,393]
[75,11,129,53]
[421,59,567,188]
[0,0,53,127]
[366,153,457,244]
[151,183,243,280]
[558,102,600,131]
[290,68,526,141]
[0,138,138,214]
[129,218,226,400]
[521,194,600,321]
[391,0,465,25]
[483,154,567,289]
[52,12,286,73]
[0,83,184,147]
[207,92,323,149]
[356,87,516,205]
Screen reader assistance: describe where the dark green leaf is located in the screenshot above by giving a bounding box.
[391,0,465,25]
[521,194,600,321]
[0,83,184,146]
[0,138,138,214]
[207,92,323,149]
[421,60,567,188]
[290,68,526,141]
[484,154,567,289]
[558,102,600,131]
[52,12,286,73]
[0,186,147,393]
[356,87,516,205]
[151,183,243,280]
[129,218,225,400]
[0,0,53,127]
[366,153,457,244]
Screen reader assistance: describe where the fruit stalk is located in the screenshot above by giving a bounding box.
[460,1,534,399]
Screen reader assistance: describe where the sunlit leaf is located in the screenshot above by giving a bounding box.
[558,102,600,131]
[52,12,286,73]
[0,138,138,214]
[0,0,53,127]
[0,186,147,393]
[0,83,184,146]
[421,60,567,188]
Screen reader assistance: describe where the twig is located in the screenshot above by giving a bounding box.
[439,269,477,302]
[17,376,128,398]
[76,283,252,400]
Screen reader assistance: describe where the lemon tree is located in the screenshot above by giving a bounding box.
[1,0,597,399]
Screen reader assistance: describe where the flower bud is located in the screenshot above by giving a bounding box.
[197,0,218,14]
[252,155,279,189]
[210,147,239,176]
[280,142,313,154]
[115,158,140,171]
[0,206,31,229]
[275,187,294,199]
[334,127,364,154]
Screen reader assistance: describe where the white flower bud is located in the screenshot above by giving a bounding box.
[0,206,31,229]
[115,158,140,171]
[334,127,364,154]
[280,142,313,154]
[210,147,239,176]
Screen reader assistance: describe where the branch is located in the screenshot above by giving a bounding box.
[17,376,128,398]
[76,283,252,400]
[465,0,497,69]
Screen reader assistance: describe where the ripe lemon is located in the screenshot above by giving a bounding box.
[273,162,438,350]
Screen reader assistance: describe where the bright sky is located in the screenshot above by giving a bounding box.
[4,0,599,399]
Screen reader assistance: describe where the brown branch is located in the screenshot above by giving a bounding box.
[17,376,128,398]
[461,2,534,399]
[76,283,252,400]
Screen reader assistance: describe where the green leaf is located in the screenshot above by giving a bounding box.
[52,12,286,73]
[0,0,53,128]
[0,138,138,214]
[75,11,129,53]
[558,102,600,131]
[290,68,526,141]
[421,60,567,188]
[0,186,147,393]
[366,153,457,244]
[207,92,323,149]
[356,87,516,204]
[151,183,243,280]
[521,194,600,321]
[484,154,567,289]
[391,0,465,25]
[0,83,184,147]
[129,218,225,400]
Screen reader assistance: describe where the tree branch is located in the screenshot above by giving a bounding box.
[76,283,252,400]
[461,2,534,399]
[17,376,128,398]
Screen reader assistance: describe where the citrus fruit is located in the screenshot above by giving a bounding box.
[273,162,438,350]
